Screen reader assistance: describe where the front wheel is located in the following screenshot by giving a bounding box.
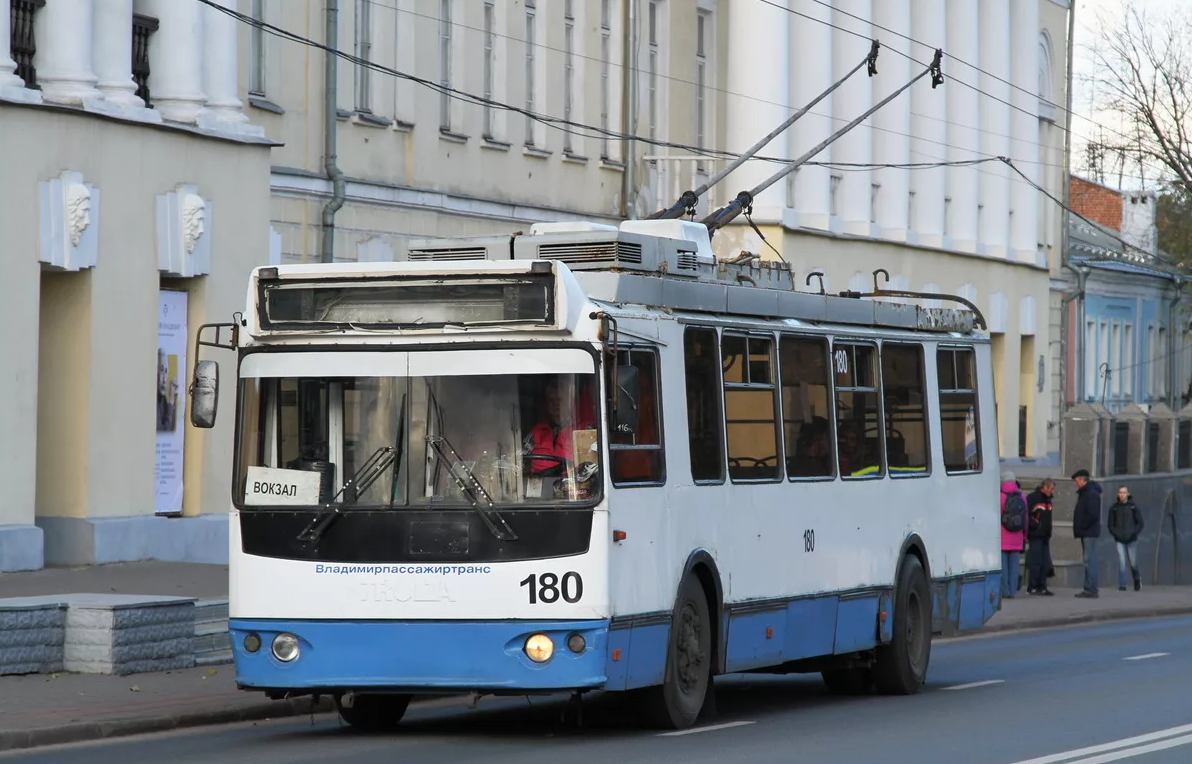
[641,574,713,730]
[873,554,932,694]
[336,693,412,732]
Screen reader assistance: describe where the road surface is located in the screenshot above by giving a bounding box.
[4,615,1191,764]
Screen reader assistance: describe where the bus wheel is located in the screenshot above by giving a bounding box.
[644,575,712,730]
[336,692,412,732]
[873,554,931,695]
[821,667,872,695]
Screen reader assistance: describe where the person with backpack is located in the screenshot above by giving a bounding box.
[1000,470,1028,598]
[1107,484,1144,592]
[1025,478,1055,596]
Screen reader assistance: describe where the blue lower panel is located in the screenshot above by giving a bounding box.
[983,571,1002,622]
[229,619,609,692]
[725,610,786,673]
[625,624,669,689]
[833,596,880,654]
[958,580,989,631]
[785,597,838,661]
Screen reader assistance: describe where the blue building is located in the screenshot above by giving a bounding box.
[1065,200,1190,412]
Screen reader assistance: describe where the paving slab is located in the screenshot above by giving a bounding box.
[978,584,1192,633]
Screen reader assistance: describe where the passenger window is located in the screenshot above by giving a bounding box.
[881,343,930,476]
[684,327,725,483]
[938,346,982,473]
[832,343,884,478]
[722,333,781,481]
[779,335,835,479]
[607,346,665,485]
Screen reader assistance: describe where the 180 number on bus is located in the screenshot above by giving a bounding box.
[519,572,583,604]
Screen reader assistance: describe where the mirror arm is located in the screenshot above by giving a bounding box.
[589,311,620,419]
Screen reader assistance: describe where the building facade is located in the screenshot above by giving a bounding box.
[0,0,272,571]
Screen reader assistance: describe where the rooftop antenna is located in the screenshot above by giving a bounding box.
[648,42,881,220]
[703,49,945,236]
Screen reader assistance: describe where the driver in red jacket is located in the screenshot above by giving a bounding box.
[526,377,595,476]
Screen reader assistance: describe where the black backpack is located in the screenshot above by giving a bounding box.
[1001,492,1026,533]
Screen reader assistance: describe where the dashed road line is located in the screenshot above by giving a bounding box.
[658,721,756,737]
[1005,723,1192,764]
[941,679,1005,691]
[1122,652,1169,661]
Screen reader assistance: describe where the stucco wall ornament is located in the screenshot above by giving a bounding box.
[157,184,211,278]
[38,170,100,271]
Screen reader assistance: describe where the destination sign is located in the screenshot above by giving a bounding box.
[244,466,324,506]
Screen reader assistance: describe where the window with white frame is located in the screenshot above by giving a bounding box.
[525,0,537,146]
[249,0,265,96]
[354,0,372,113]
[1123,323,1134,396]
[1147,324,1157,398]
[1111,321,1122,397]
[439,0,452,130]
[1159,326,1168,396]
[564,0,575,153]
[696,10,709,151]
[648,1,659,141]
[601,0,611,158]
[1098,319,1109,399]
[483,1,495,138]
[1085,319,1096,399]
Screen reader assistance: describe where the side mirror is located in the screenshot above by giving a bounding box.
[613,365,641,435]
[190,360,220,429]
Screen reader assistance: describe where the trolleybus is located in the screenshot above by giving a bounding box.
[189,218,1001,731]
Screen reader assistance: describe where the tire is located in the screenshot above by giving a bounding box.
[873,554,932,695]
[821,667,872,695]
[642,574,713,730]
[336,693,412,732]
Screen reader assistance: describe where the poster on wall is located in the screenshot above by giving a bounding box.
[155,289,188,516]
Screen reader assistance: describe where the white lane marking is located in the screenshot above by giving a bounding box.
[1064,733,1192,764]
[941,679,1005,690]
[658,721,756,737]
[1005,723,1192,764]
[1123,652,1169,661]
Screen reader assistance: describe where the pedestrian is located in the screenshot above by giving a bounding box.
[1071,469,1102,598]
[999,470,1028,598]
[1108,484,1144,592]
[1026,478,1055,596]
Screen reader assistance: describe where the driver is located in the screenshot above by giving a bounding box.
[525,377,595,476]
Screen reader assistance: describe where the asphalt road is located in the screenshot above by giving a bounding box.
[5,615,1192,764]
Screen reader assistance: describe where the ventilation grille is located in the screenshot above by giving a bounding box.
[675,251,700,271]
[407,247,488,262]
[536,241,643,264]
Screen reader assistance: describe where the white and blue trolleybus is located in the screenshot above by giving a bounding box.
[188,218,1001,731]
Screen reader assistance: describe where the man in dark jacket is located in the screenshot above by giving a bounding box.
[1071,469,1102,598]
[1108,485,1144,592]
[1026,479,1055,596]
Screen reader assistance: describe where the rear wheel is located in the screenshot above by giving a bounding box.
[873,554,931,694]
[336,693,412,732]
[641,574,713,730]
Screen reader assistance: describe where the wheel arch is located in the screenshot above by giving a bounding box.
[677,548,725,676]
[897,533,931,585]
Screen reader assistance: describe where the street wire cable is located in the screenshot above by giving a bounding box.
[650,45,879,219]
[197,0,1018,176]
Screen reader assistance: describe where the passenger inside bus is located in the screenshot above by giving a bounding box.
[790,416,832,477]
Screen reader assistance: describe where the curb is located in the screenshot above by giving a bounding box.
[974,605,1192,635]
[0,695,338,753]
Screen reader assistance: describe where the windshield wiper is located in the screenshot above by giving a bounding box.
[425,434,519,542]
[296,445,399,545]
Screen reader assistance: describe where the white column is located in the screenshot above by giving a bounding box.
[0,0,24,88]
[832,0,872,236]
[136,0,207,123]
[1010,0,1041,265]
[199,0,250,126]
[945,2,979,252]
[92,0,145,109]
[979,0,1011,259]
[33,0,103,105]
[726,0,789,219]
[789,1,832,231]
[910,0,946,247]
[872,0,911,242]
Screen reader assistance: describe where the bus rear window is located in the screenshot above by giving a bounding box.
[937,347,981,474]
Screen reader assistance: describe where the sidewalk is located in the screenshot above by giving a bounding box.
[2,563,1190,752]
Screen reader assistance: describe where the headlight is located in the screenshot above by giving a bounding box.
[524,633,554,663]
[243,633,262,653]
[567,633,586,653]
[272,633,300,662]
